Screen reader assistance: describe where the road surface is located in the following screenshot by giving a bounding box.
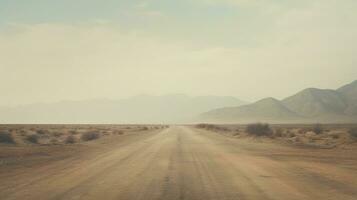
[1,126,357,200]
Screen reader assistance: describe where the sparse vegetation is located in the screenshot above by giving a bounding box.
[331,134,340,139]
[245,123,272,136]
[233,132,240,136]
[26,134,39,143]
[274,128,283,137]
[50,138,59,144]
[349,128,357,139]
[0,125,171,146]
[65,135,77,144]
[312,124,323,134]
[53,132,64,137]
[115,130,124,135]
[196,123,214,129]
[81,132,100,141]
[36,129,48,135]
[298,128,307,134]
[195,124,230,132]
[0,131,15,144]
[288,132,295,138]
[0,124,351,148]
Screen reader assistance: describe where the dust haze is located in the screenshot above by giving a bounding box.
[1,1,357,200]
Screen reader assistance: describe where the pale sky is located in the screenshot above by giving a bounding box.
[0,0,356,106]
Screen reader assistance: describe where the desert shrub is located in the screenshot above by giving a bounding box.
[245,123,272,136]
[69,130,78,135]
[26,134,39,143]
[312,124,323,134]
[0,131,15,144]
[331,134,340,139]
[294,137,302,143]
[233,132,240,136]
[349,128,357,138]
[20,132,27,136]
[288,132,296,138]
[274,128,283,137]
[196,123,214,129]
[141,126,149,131]
[65,135,77,144]
[216,126,230,132]
[53,132,64,137]
[115,130,124,135]
[50,138,58,144]
[81,132,100,141]
[298,128,308,134]
[36,129,48,135]
[195,124,229,132]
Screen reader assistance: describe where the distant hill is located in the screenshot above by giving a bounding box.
[282,88,347,117]
[0,94,246,124]
[199,80,357,123]
[337,80,357,115]
[200,98,301,123]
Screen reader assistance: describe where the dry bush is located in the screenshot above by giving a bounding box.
[294,137,302,143]
[288,132,296,138]
[0,131,15,144]
[196,123,214,129]
[53,132,64,137]
[331,134,340,139]
[115,130,124,135]
[26,134,39,143]
[233,132,240,136]
[274,128,283,137]
[36,129,48,135]
[312,124,323,135]
[50,138,59,144]
[141,126,149,131]
[245,123,272,137]
[81,132,100,141]
[65,135,77,144]
[195,124,230,132]
[298,128,308,134]
[349,128,357,139]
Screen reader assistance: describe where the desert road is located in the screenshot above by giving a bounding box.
[1,126,357,200]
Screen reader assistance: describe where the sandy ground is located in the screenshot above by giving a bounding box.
[1,126,357,200]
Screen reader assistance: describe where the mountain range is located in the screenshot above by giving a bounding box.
[199,80,357,123]
[1,80,356,124]
[0,94,246,124]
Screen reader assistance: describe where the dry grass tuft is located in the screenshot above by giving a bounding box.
[81,132,100,141]
[65,135,77,144]
[246,123,272,137]
[0,131,15,144]
[26,134,39,144]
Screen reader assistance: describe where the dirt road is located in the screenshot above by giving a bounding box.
[1,126,357,200]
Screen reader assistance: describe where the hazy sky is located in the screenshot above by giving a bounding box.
[0,0,356,106]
